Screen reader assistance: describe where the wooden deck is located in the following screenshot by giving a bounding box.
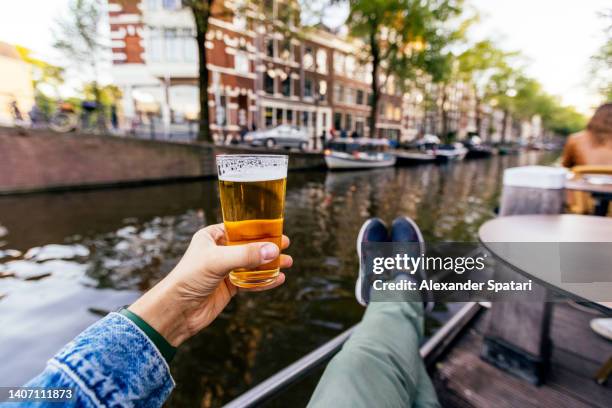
[432,302,612,407]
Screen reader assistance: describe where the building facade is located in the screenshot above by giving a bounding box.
[107,0,528,145]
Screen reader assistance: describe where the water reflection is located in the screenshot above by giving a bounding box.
[0,151,557,406]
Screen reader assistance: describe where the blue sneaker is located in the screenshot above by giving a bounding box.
[391,216,433,311]
[355,218,388,306]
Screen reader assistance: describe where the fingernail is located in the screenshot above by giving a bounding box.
[260,243,278,261]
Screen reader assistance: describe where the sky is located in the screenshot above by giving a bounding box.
[0,0,609,114]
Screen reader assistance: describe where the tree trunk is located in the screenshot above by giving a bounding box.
[501,109,509,143]
[368,30,380,139]
[441,84,449,141]
[474,95,481,137]
[193,2,213,143]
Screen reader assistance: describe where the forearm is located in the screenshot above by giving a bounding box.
[21,313,174,408]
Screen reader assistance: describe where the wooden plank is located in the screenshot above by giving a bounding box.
[550,303,611,365]
[437,330,593,408]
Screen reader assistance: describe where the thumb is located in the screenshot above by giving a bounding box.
[208,242,279,277]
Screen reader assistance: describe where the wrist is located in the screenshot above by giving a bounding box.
[129,278,199,347]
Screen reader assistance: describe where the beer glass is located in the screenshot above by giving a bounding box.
[216,154,288,288]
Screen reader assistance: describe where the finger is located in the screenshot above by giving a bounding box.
[239,273,286,292]
[208,242,280,276]
[281,235,290,250]
[202,224,227,244]
[279,254,293,268]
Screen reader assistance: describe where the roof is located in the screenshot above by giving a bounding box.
[0,42,21,60]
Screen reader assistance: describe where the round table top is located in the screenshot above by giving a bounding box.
[566,178,612,195]
[479,215,612,310]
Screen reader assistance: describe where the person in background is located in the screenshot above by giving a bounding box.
[561,103,612,342]
[350,129,359,139]
[340,128,348,138]
[561,103,612,168]
[320,129,327,150]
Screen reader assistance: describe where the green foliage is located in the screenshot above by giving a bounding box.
[53,0,106,73]
[590,8,612,102]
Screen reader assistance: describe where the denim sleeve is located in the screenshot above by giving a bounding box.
[11,312,175,408]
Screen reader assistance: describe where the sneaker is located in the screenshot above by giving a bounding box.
[390,216,433,312]
[591,318,612,341]
[355,218,388,306]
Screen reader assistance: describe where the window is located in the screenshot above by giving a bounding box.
[276,108,284,124]
[235,51,249,74]
[266,38,275,58]
[356,90,364,105]
[316,49,327,74]
[148,28,163,62]
[333,52,345,75]
[264,71,275,94]
[334,84,344,104]
[265,107,273,127]
[162,0,182,10]
[182,29,197,62]
[303,46,314,70]
[281,76,291,97]
[318,80,327,101]
[280,40,292,61]
[304,78,313,97]
[217,95,227,126]
[346,114,352,131]
[394,107,401,121]
[293,79,300,97]
[165,29,180,62]
[302,111,310,127]
[287,109,293,123]
[333,112,342,130]
[345,88,354,105]
[345,55,355,76]
[234,15,247,30]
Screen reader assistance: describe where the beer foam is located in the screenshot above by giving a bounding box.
[217,155,288,182]
[218,167,287,182]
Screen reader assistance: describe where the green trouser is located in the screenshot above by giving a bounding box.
[308,302,440,408]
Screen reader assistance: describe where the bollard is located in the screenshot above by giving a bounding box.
[481,165,568,385]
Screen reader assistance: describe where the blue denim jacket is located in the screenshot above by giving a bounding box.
[7,313,174,407]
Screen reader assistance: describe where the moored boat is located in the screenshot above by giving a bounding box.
[434,143,468,163]
[392,149,436,166]
[324,138,396,170]
[463,136,494,159]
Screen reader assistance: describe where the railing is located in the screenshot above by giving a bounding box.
[223,302,481,407]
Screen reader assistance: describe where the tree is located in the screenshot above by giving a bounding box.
[183,1,299,142]
[339,0,463,138]
[590,8,612,102]
[457,40,512,140]
[15,46,65,119]
[53,0,107,131]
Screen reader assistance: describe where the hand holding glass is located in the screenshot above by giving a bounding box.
[216,155,288,288]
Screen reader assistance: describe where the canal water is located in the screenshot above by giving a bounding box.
[0,152,558,406]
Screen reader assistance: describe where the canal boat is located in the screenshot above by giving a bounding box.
[324,138,396,170]
[433,143,468,163]
[463,136,494,159]
[392,149,437,166]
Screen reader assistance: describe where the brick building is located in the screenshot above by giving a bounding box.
[107,0,526,145]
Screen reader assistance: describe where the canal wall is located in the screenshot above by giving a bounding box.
[0,126,325,194]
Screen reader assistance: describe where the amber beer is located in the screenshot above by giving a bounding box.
[217,155,288,288]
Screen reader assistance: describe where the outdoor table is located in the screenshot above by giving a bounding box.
[566,177,612,216]
[479,214,612,384]
[479,214,612,312]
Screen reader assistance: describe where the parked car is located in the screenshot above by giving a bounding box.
[244,125,309,150]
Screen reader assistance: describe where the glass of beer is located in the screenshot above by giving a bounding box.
[216,154,288,288]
